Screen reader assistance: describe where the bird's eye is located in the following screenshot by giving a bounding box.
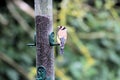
[58,26,62,30]
[59,26,62,29]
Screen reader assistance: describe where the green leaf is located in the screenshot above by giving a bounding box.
[6,69,19,80]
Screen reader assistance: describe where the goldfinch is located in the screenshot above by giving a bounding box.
[57,26,67,54]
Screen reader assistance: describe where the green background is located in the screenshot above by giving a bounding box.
[0,0,120,80]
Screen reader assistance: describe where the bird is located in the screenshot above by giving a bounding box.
[57,26,67,54]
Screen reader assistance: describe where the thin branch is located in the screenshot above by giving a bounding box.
[12,0,34,18]
[6,0,34,38]
[0,52,32,80]
[78,32,120,40]
[0,13,9,26]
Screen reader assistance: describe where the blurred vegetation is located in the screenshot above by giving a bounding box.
[0,0,120,80]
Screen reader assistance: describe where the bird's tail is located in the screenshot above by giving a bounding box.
[60,38,65,54]
[60,48,64,54]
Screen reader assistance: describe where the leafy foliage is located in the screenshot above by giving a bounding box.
[54,0,120,80]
